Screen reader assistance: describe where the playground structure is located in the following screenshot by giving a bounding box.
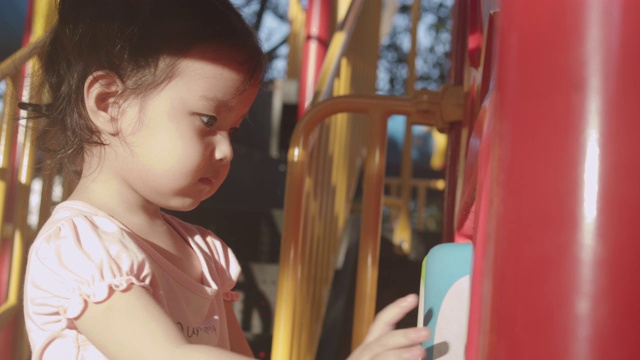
[2,0,640,359]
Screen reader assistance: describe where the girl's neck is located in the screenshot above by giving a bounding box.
[67,171,167,238]
[68,169,203,285]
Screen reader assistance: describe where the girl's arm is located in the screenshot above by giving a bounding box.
[75,286,427,360]
[225,300,255,357]
[74,286,254,360]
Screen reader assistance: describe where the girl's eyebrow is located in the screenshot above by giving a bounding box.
[199,95,233,111]
[199,94,249,119]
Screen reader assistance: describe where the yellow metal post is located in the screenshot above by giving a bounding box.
[351,111,387,348]
[392,0,422,255]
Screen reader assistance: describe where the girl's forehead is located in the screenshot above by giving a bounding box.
[174,43,264,91]
[178,47,254,73]
[173,49,255,85]
[166,54,258,103]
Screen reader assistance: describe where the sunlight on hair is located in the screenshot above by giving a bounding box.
[27,175,64,229]
[27,177,42,229]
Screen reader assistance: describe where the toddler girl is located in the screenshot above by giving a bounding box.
[22,0,430,359]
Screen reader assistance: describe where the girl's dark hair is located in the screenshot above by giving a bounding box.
[22,0,266,178]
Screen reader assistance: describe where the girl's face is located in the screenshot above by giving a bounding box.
[110,49,259,211]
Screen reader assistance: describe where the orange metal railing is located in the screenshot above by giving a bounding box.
[272,88,462,359]
[276,1,371,358]
[273,1,378,359]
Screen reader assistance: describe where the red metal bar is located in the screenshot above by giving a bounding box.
[297,0,331,119]
[474,1,640,358]
[467,0,482,69]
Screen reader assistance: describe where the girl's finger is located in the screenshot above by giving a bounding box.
[359,327,430,359]
[364,294,419,342]
[371,345,426,360]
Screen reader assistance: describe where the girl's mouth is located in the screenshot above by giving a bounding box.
[198,178,214,186]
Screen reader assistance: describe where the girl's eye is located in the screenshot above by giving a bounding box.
[199,114,218,128]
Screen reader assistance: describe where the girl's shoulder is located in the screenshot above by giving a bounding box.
[25,201,153,320]
[29,201,151,281]
[33,200,143,251]
[37,199,104,227]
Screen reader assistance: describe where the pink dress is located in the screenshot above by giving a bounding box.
[23,201,242,359]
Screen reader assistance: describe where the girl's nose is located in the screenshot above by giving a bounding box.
[213,134,233,163]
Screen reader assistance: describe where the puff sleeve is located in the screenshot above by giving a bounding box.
[24,214,152,325]
[167,217,242,302]
[207,235,242,302]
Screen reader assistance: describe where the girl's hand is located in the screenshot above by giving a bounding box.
[347,294,430,360]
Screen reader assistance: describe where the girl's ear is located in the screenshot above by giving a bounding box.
[84,71,125,136]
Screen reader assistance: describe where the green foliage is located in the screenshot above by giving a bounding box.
[232,0,453,89]
[378,0,454,95]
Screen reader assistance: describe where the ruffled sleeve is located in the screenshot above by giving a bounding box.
[205,232,241,302]
[157,214,242,302]
[25,214,152,322]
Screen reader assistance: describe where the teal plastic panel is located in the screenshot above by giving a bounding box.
[419,243,473,359]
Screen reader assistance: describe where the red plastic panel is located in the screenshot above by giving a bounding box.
[473,1,640,359]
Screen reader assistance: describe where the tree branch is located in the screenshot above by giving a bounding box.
[265,35,288,61]
[253,0,269,32]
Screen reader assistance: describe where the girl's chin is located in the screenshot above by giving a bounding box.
[160,194,205,212]
[157,183,220,211]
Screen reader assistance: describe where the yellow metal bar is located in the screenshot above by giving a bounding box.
[385,178,446,191]
[289,162,313,358]
[416,184,427,231]
[286,0,306,79]
[383,196,403,208]
[0,74,20,329]
[310,0,365,105]
[0,220,25,328]
[0,37,46,82]
[392,0,422,254]
[273,93,439,359]
[393,117,414,253]
[318,123,334,346]
[0,2,57,358]
[0,75,19,240]
[308,126,332,358]
[13,0,54,245]
[351,111,387,349]
[292,125,323,359]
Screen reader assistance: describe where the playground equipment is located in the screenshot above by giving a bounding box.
[2,0,640,359]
